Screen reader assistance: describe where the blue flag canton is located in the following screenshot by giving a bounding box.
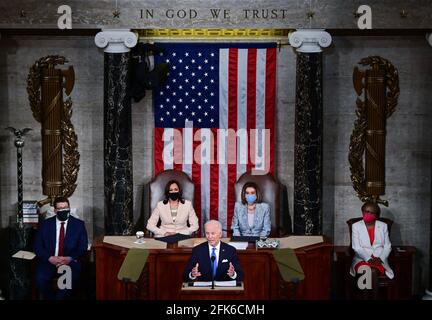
[154,44,219,128]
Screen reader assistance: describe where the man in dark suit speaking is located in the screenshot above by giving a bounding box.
[34,197,88,299]
[183,220,244,282]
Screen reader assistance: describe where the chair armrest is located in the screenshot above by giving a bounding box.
[334,246,352,259]
[278,226,289,237]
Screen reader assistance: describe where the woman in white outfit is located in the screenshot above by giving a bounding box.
[350,202,393,298]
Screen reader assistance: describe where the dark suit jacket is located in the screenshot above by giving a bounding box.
[34,216,88,269]
[183,241,244,282]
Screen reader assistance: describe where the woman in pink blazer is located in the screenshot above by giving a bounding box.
[147,180,199,237]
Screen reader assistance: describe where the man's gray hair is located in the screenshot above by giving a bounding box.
[204,219,222,232]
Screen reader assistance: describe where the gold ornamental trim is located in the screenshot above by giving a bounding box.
[42,129,62,135]
[135,28,290,41]
[366,181,386,188]
[45,181,63,187]
[366,130,386,135]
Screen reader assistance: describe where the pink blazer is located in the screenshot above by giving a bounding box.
[146,200,199,237]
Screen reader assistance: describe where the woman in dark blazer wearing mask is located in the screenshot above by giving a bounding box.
[231,182,271,237]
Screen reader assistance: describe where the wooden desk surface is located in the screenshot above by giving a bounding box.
[93,235,332,252]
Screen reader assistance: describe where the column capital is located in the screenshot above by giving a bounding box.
[95,29,138,53]
[427,33,432,47]
[289,29,332,53]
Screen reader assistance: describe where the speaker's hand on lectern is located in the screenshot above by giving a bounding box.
[227,262,235,277]
[191,263,201,278]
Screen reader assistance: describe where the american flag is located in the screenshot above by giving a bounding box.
[154,43,276,235]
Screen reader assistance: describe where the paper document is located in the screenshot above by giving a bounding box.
[12,250,36,260]
[192,281,213,287]
[277,236,323,249]
[215,280,237,287]
[103,236,167,249]
[193,280,237,287]
[228,242,248,250]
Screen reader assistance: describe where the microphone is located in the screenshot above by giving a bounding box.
[291,278,300,300]
[210,255,216,289]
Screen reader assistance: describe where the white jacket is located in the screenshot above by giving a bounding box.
[350,220,394,279]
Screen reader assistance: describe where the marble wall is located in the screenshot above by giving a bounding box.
[0,36,105,239]
[323,36,432,293]
[0,34,430,293]
[2,0,432,29]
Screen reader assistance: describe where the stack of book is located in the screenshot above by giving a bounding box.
[22,201,39,224]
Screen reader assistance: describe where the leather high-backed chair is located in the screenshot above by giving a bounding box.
[135,170,195,235]
[148,169,195,215]
[234,172,290,237]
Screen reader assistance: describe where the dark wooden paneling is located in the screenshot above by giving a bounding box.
[94,238,333,300]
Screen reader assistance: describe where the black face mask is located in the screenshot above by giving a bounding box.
[168,192,180,201]
[56,209,70,221]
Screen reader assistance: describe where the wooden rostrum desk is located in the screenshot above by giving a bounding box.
[94,237,332,300]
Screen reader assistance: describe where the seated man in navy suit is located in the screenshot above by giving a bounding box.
[183,220,244,282]
[34,196,88,299]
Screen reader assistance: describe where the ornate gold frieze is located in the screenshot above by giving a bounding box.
[135,28,290,41]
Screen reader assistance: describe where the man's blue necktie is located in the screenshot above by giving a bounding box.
[211,247,217,277]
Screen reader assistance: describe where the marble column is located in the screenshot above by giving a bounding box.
[95,30,138,235]
[8,224,34,300]
[424,33,432,300]
[289,30,332,235]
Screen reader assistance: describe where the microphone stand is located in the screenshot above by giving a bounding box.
[290,277,300,300]
[211,256,215,290]
[122,277,131,300]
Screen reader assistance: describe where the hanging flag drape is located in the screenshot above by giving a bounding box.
[154,43,276,234]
